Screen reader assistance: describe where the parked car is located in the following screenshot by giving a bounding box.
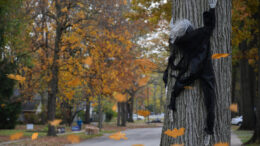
[133,114,145,120]
[231,116,243,126]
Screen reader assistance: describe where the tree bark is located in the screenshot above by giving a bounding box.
[160,0,232,145]
[239,49,255,130]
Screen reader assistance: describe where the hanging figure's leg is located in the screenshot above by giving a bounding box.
[200,77,215,135]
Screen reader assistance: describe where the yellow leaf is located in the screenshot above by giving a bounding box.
[212,54,229,59]
[132,144,144,146]
[138,77,149,86]
[49,119,62,126]
[10,132,23,140]
[171,144,184,146]
[109,132,128,140]
[1,104,5,108]
[61,7,68,13]
[229,104,238,113]
[31,133,38,140]
[137,110,150,117]
[214,142,229,146]
[67,135,80,144]
[112,104,117,112]
[83,57,93,66]
[114,92,127,102]
[164,128,185,138]
[184,86,193,90]
[7,74,26,82]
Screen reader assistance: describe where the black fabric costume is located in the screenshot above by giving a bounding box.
[163,8,216,135]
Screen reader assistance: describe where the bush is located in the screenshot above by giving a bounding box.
[105,109,116,122]
[23,113,42,124]
[0,102,21,129]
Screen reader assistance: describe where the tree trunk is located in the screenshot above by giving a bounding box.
[247,4,260,143]
[117,102,121,126]
[160,0,232,145]
[98,94,102,131]
[153,84,158,114]
[121,102,127,126]
[127,96,134,122]
[160,83,164,113]
[85,97,91,124]
[239,50,255,130]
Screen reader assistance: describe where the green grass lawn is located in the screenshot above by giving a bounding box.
[232,125,259,146]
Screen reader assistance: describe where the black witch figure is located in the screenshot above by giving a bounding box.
[163,0,218,144]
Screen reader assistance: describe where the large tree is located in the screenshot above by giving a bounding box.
[160,0,232,145]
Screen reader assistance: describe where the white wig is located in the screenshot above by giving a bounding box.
[169,18,194,44]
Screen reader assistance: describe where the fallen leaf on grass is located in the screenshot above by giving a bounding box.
[214,142,229,146]
[10,132,23,140]
[49,119,62,126]
[164,128,185,138]
[67,134,80,144]
[229,104,238,112]
[31,132,38,140]
[109,132,128,140]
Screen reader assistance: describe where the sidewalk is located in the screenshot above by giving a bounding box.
[231,131,242,146]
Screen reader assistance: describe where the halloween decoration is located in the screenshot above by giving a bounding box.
[163,0,218,139]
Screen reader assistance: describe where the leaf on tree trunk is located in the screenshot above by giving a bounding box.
[212,54,229,59]
[171,144,184,146]
[109,132,128,140]
[164,128,185,138]
[49,119,62,126]
[184,86,193,89]
[214,142,229,146]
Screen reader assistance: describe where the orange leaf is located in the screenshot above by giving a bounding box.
[212,54,229,59]
[137,110,150,117]
[229,104,238,113]
[49,119,62,126]
[67,135,80,144]
[214,142,229,146]
[164,128,185,138]
[132,144,144,146]
[10,132,23,140]
[31,133,38,140]
[109,132,128,140]
[114,92,127,102]
[83,57,93,66]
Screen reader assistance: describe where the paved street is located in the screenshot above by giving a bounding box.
[69,128,162,146]
[68,127,242,146]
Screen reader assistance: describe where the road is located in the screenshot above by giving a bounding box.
[68,127,242,146]
[69,127,162,146]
